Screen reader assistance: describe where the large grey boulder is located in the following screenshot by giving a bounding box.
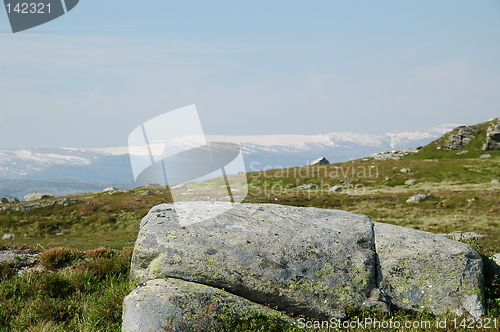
[374,222,484,317]
[24,192,54,202]
[122,278,294,332]
[131,202,377,319]
[124,203,485,330]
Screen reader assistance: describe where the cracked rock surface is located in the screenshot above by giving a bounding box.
[123,202,484,331]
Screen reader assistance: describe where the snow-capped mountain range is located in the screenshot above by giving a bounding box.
[0,124,458,188]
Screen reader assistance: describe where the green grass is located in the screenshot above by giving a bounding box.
[0,246,134,332]
[0,189,171,250]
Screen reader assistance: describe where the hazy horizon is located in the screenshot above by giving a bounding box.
[0,121,465,151]
[1,0,499,149]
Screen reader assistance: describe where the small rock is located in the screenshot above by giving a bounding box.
[479,154,491,158]
[0,248,40,272]
[405,179,417,185]
[371,149,418,161]
[24,192,54,202]
[2,234,15,240]
[329,185,343,192]
[406,193,431,203]
[439,232,484,240]
[58,198,78,206]
[490,254,500,278]
[384,177,391,181]
[103,186,118,192]
[1,196,19,204]
[310,157,330,166]
[455,150,468,156]
[491,179,500,184]
[400,168,412,173]
[171,184,188,190]
[140,190,154,196]
[297,184,314,190]
[18,264,46,276]
[109,190,126,195]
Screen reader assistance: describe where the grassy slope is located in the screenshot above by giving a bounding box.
[407,119,500,160]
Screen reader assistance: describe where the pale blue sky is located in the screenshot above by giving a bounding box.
[1,0,499,149]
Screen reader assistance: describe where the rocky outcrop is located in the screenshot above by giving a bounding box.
[482,120,500,151]
[24,192,54,202]
[437,126,478,151]
[123,203,485,331]
[1,196,19,204]
[1,198,78,212]
[310,157,329,165]
[371,149,418,161]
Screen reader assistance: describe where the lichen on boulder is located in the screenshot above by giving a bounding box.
[123,202,486,331]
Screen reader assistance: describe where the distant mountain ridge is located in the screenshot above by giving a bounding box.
[0,124,460,187]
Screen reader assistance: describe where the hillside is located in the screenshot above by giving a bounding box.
[406,118,500,160]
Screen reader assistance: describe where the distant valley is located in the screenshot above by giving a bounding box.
[0,124,459,199]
